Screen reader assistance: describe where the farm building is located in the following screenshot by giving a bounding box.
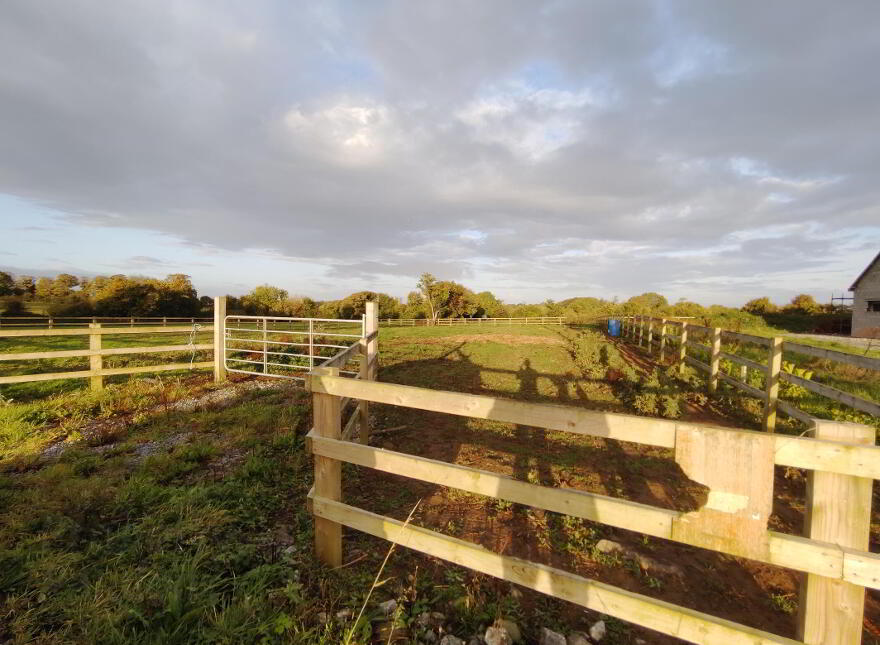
[850,250,880,337]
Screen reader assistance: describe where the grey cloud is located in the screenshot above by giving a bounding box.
[0,0,878,304]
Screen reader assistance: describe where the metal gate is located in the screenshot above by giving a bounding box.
[223,315,365,381]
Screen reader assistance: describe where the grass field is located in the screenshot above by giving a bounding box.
[1,324,879,644]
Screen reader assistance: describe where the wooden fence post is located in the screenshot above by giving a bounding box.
[48,318,54,330]
[89,323,103,391]
[130,317,134,328]
[798,420,873,644]
[213,296,227,383]
[659,319,667,362]
[358,301,379,445]
[740,364,748,382]
[312,366,343,566]
[678,322,688,374]
[638,316,644,347]
[762,337,783,432]
[709,327,722,392]
[162,316,167,327]
[647,319,654,354]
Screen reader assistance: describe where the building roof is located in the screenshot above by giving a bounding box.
[850,250,880,291]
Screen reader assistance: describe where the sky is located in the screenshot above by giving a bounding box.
[0,1,878,307]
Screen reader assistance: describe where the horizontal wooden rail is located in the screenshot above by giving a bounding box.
[717,371,767,399]
[777,400,817,425]
[721,330,773,347]
[0,361,213,384]
[720,351,768,374]
[310,495,798,645]
[320,342,362,369]
[0,325,211,338]
[0,343,213,361]
[781,372,880,417]
[784,341,880,372]
[684,355,710,373]
[309,374,880,480]
[685,340,711,353]
[307,431,880,590]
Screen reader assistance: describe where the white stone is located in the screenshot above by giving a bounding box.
[440,636,465,645]
[594,539,624,554]
[495,619,521,643]
[378,599,398,616]
[589,620,606,642]
[484,626,513,645]
[538,627,566,645]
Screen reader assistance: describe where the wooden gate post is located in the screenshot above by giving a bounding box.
[213,296,227,383]
[308,319,315,369]
[763,337,783,432]
[312,366,343,566]
[358,301,379,445]
[647,319,654,355]
[638,316,644,347]
[659,318,667,362]
[709,327,722,393]
[798,421,873,644]
[89,323,103,391]
[678,322,688,374]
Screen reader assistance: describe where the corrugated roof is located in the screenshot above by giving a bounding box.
[850,250,880,291]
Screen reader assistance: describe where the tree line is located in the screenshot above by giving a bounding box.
[0,270,846,333]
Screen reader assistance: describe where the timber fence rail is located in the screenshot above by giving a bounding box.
[306,372,878,644]
[620,315,880,430]
[0,324,215,388]
[0,315,212,329]
[380,316,564,326]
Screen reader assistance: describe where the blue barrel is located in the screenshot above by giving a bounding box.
[607,319,621,337]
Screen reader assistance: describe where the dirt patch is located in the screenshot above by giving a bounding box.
[389,334,564,347]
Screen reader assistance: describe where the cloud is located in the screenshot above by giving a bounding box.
[0,0,878,304]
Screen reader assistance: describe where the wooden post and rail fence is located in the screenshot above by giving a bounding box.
[379,316,564,327]
[306,369,879,644]
[620,315,880,431]
[0,297,381,391]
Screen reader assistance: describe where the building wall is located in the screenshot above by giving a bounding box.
[852,260,880,338]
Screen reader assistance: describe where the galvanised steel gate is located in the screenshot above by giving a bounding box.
[223,315,365,381]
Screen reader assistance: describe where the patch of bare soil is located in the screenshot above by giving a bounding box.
[389,334,565,346]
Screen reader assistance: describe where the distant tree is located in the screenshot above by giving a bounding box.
[624,292,668,313]
[241,284,289,315]
[472,291,507,318]
[402,291,426,319]
[0,271,13,296]
[669,299,705,318]
[50,273,79,298]
[742,297,778,315]
[13,275,35,298]
[786,293,821,315]
[34,277,53,300]
[417,273,440,323]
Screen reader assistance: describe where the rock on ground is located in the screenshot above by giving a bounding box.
[538,627,566,645]
[440,636,465,645]
[589,620,606,642]
[484,626,513,645]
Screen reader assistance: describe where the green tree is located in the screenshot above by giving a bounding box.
[13,275,35,298]
[241,284,289,315]
[50,273,80,298]
[624,292,668,313]
[0,271,13,296]
[786,293,821,314]
[34,277,53,300]
[417,273,440,323]
[472,291,507,318]
[742,297,778,314]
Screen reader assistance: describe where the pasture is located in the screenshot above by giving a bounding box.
[1,324,879,644]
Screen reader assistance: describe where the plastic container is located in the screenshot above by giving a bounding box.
[607,319,621,337]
